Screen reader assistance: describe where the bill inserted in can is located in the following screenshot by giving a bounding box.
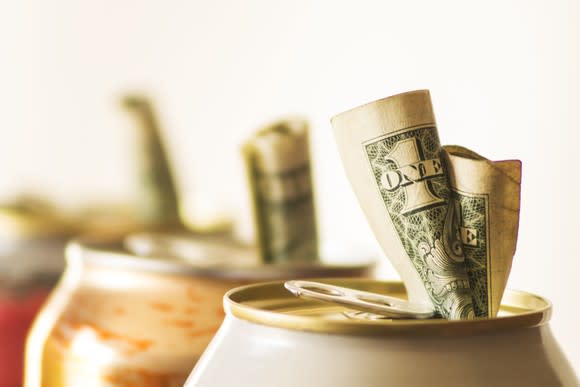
[242,118,319,264]
[183,279,577,387]
[330,90,521,320]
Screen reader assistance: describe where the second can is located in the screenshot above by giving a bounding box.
[25,234,373,387]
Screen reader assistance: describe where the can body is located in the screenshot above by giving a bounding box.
[24,243,246,387]
[1,237,67,387]
[185,280,578,387]
[25,240,373,387]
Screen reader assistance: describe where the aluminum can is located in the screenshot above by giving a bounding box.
[185,279,578,387]
[0,204,74,387]
[25,237,373,387]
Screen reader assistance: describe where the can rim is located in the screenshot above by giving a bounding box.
[224,279,552,336]
[0,208,75,239]
[67,236,375,281]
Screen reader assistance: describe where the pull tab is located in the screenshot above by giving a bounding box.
[284,280,435,319]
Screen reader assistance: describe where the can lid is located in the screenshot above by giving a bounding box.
[225,279,552,337]
[70,234,375,281]
[0,200,75,240]
[284,280,435,319]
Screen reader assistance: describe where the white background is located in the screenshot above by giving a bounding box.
[1,0,579,375]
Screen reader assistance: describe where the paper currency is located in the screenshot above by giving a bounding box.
[243,119,318,263]
[122,94,181,228]
[331,90,474,319]
[444,145,521,317]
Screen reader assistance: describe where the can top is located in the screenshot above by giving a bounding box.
[224,279,551,337]
[69,234,374,281]
[0,200,75,240]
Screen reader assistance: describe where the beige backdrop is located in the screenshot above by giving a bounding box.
[1,0,579,374]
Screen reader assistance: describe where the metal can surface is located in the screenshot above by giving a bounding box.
[0,204,74,387]
[25,237,374,387]
[185,279,578,387]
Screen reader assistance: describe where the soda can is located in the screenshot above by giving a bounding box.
[0,202,75,387]
[25,236,374,387]
[185,279,578,387]
[124,232,374,281]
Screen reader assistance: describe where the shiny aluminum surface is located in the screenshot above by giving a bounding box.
[185,279,578,387]
[225,279,551,336]
[284,280,435,319]
[124,232,375,280]
[25,237,243,387]
[25,238,374,387]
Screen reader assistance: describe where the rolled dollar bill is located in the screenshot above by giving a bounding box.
[243,119,319,263]
[443,145,521,317]
[122,94,181,229]
[331,90,474,319]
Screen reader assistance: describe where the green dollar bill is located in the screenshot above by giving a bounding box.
[364,126,474,319]
[122,95,181,229]
[444,145,521,317]
[452,190,490,317]
[244,120,318,263]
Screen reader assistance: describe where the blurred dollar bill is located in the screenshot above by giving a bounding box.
[331,90,474,319]
[243,119,318,263]
[122,94,181,229]
[444,145,521,317]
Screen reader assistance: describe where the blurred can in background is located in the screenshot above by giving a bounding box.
[25,234,373,387]
[185,279,578,387]
[0,202,74,387]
